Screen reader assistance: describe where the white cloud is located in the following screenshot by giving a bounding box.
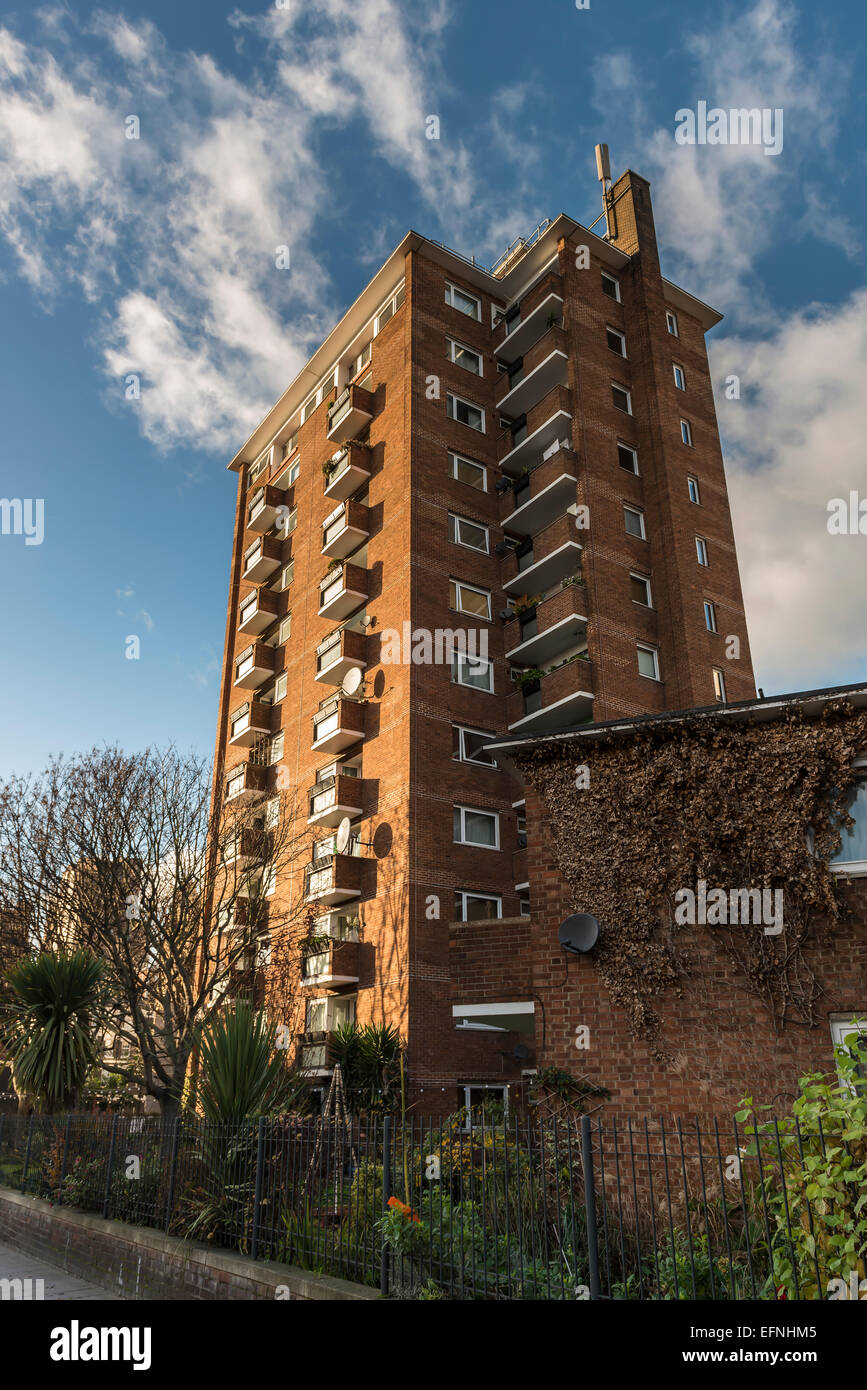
[712,291,867,691]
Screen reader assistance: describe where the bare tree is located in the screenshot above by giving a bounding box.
[0,746,310,1117]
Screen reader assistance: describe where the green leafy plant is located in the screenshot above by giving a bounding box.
[1,950,103,1111]
[737,1034,867,1300]
[197,999,293,1124]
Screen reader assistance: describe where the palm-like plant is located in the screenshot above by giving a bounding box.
[2,950,103,1111]
[328,1022,403,1114]
[197,999,293,1124]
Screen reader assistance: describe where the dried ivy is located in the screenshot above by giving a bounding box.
[515,700,867,1059]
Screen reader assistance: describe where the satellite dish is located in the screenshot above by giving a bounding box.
[513,1043,530,1061]
[331,449,344,462]
[558,913,600,955]
[342,667,363,697]
[335,817,353,854]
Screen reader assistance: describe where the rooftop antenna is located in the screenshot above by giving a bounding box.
[595,143,616,241]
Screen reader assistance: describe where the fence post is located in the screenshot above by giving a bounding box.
[580,1115,601,1301]
[380,1116,392,1297]
[164,1116,180,1233]
[59,1114,72,1189]
[103,1113,119,1218]
[251,1117,266,1262]
[20,1113,34,1194]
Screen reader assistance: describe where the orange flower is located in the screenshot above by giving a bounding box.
[387,1195,420,1222]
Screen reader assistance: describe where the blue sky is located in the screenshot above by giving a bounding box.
[0,0,864,778]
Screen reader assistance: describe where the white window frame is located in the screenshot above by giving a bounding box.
[606,326,627,357]
[445,282,481,321]
[828,762,867,876]
[458,1083,509,1132]
[274,672,288,702]
[687,475,701,504]
[673,363,686,391]
[452,652,494,692]
[612,383,633,415]
[712,667,726,703]
[618,442,639,474]
[447,392,486,433]
[447,338,483,376]
[637,642,660,681]
[829,1017,867,1086]
[454,804,500,851]
[270,731,284,765]
[278,615,292,644]
[454,890,503,922]
[666,310,679,337]
[624,505,646,540]
[450,577,492,620]
[601,272,621,303]
[704,600,717,633]
[449,451,487,491]
[681,418,693,446]
[696,536,709,566]
[453,724,498,767]
[448,512,490,554]
[630,572,652,607]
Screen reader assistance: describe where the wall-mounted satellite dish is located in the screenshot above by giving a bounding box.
[513,1043,530,1061]
[558,913,600,955]
[342,666,363,697]
[335,817,353,854]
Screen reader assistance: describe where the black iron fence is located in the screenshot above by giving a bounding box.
[0,1110,861,1300]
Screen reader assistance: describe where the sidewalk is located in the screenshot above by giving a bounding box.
[0,1239,119,1300]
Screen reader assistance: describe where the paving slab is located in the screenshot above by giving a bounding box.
[0,1239,120,1300]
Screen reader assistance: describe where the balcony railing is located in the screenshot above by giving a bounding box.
[326,383,374,444]
[229,698,272,746]
[323,442,372,501]
[238,587,279,636]
[303,852,363,905]
[499,443,578,535]
[493,279,565,356]
[222,827,267,868]
[507,657,594,733]
[308,772,364,827]
[500,516,583,594]
[225,761,268,804]
[246,485,283,534]
[498,384,573,477]
[318,562,368,621]
[243,535,283,583]
[315,625,367,684]
[311,694,366,754]
[505,584,588,667]
[301,939,360,988]
[321,499,370,559]
[496,328,569,416]
[233,642,276,690]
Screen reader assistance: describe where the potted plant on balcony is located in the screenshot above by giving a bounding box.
[545,311,561,329]
[515,666,545,688]
[560,571,585,589]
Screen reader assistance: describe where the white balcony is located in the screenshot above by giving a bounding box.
[228,699,271,747]
[497,293,564,359]
[503,541,583,594]
[497,350,570,416]
[499,409,573,477]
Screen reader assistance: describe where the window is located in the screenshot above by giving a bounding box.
[458,1084,508,1131]
[301,394,318,424]
[452,652,494,692]
[449,578,491,620]
[274,672,287,702]
[353,341,372,377]
[454,890,502,922]
[279,505,297,536]
[696,536,709,566]
[687,475,701,504]
[829,1016,867,1089]
[445,282,481,320]
[630,573,652,607]
[624,505,646,539]
[680,419,693,446]
[829,772,867,873]
[454,805,499,849]
[704,600,717,633]
[265,796,280,829]
[673,364,686,391]
[448,513,489,553]
[601,272,620,302]
[306,995,356,1033]
[278,561,295,590]
[666,310,679,337]
[270,731,284,764]
[712,667,726,703]
[447,393,485,432]
[612,383,632,414]
[283,459,300,487]
[448,339,483,375]
[606,327,627,357]
[278,615,292,644]
[449,452,486,491]
[283,430,299,458]
[618,442,639,474]
[518,891,530,918]
[637,643,660,680]
[453,725,497,767]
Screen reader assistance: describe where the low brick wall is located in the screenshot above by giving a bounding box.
[0,1189,378,1302]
